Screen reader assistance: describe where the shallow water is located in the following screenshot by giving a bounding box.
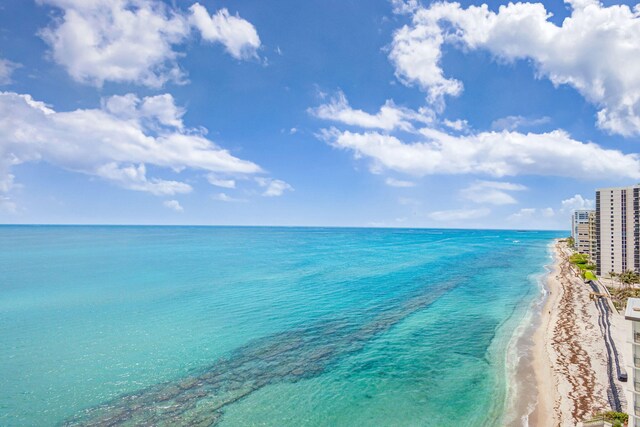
[0,226,562,426]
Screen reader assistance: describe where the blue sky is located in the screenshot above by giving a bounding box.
[1,0,639,229]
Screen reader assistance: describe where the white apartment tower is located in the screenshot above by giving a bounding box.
[572,209,594,257]
[625,298,640,427]
[595,185,640,276]
[589,210,597,259]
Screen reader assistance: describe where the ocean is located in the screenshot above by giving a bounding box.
[0,226,562,426]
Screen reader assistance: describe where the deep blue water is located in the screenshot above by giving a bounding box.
[0,226,562,426]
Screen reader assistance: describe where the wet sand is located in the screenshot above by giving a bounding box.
[529,240,620,426]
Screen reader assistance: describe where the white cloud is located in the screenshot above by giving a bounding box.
[390,14,463,109]
[37,0,261,87]
[138,94,185,129]
[189,3,261,60]
[319,127,640,180]
[206,174,236,189]
[508,193,598,228]
[509,208,537,220]
[391,0,419,15]
[541,207,555,217]
[38,0,189,87]
[0,91,263,198]
[309,91,433,131]
[509,207,555,221]
[561,193,595,212]
[385,177,416,187]
[460,180,526,205]
[428,207,490,221]
[0,58,19,85]
[102,93,185,129]
[97,163,192,195]
[442,119,468,132]
[163,199,183,212]
[389,1,640,135]
[256,177,293,197]
[491,115,551,131]
[212,192,246,202]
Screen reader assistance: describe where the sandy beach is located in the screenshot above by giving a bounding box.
[528,240,629,426]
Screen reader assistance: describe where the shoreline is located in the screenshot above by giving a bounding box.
[528,241,561,426]
[521,239,626,426]
[502,241,557,426]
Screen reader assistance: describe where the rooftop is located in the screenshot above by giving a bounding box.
[625,298,640,321]
[596,184,640,192]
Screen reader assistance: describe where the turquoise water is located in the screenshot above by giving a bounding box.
[0,226,561,426]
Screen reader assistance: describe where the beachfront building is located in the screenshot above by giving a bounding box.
[589,210,597,261]
[595,185,640,276]
[625,298,640,426]
[573,209,596,259]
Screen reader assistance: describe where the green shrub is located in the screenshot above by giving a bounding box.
[583,270,597,281]
[605,411,628,427]
[569,253,589,265]
[590,411,628,427]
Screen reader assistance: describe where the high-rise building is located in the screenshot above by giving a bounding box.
[572,209,594,257]
[625,298,640,427]
[588,210,597,260]
[595,185,640,276]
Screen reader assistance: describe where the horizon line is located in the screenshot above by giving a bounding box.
[0,223,569,232]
